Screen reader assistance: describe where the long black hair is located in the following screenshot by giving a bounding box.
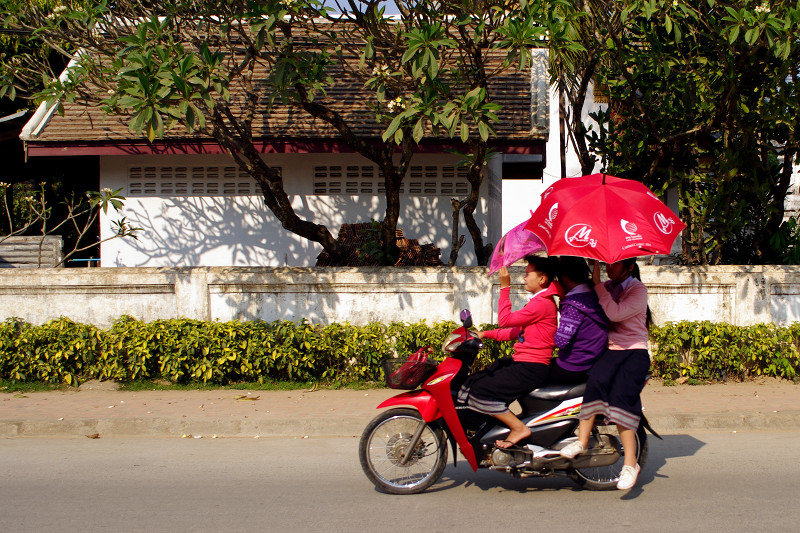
[556,256,591,285]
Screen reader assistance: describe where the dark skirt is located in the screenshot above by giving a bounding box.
[457,357,550,415]
[579,348,650,430]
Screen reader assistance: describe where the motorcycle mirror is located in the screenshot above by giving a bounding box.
[459,309,473,329]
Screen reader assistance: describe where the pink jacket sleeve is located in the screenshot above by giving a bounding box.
[481,325,522,342]
[482,284,559,341]
[595,280,648,322]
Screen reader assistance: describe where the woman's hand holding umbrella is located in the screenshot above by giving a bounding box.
[498,266,511,288]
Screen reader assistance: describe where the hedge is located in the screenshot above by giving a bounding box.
[649,320,800,381]
[0,317,797,386]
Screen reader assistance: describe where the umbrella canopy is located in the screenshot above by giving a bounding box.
[488,218,545,275]
[524,173,685,264]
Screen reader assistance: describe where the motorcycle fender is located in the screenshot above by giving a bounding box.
[377,390,441,422]
[641,413,663,440]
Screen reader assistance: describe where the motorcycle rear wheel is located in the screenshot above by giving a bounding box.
[359,408,448,495]
[569,422,649,491]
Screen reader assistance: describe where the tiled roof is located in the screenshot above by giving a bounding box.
[24,31,549,151]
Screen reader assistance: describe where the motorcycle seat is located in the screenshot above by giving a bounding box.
[525,382,586,402]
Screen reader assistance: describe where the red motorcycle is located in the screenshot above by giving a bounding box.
[359,309,659,494]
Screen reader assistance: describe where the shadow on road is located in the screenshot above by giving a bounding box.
[620,433,706,500]
[427,434,706,496]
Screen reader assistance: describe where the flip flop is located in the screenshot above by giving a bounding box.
[495,439,518,450]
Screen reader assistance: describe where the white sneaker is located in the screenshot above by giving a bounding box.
[616,463,641,490]
[559,440,586,459]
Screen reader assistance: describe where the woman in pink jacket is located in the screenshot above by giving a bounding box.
[456,256,559,449]
[559,257,651,490]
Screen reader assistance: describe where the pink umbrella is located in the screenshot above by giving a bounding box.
[488,218,546,276]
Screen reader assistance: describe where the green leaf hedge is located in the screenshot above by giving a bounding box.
[0,317,797,386]
[649,321,800,381]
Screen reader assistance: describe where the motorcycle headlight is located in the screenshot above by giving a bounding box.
[442,332,463,352]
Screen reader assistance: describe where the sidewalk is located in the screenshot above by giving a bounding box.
[1,378,799,438]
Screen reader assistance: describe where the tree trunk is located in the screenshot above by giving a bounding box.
[448,197,466,266]
[210,114,347,264]
[461,144,492,266]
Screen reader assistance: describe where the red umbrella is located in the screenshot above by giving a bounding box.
[524,173,685,263]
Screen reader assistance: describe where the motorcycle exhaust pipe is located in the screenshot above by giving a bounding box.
[569,450,621,469]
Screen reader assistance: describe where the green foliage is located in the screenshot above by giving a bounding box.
[767,217,800,265]
[0,317,463,386]
[2,317,101,385]
[579,0,800,265]
[4,316,798,387]
[357,220,395,266]
[650,321,800,381]
[474,323,516,368]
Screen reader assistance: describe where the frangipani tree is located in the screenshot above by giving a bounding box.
[2,0,555,265]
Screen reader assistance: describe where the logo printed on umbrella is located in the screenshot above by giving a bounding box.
[620,219,642,241]
[620,219,638,236]
[545,203,559,229]
[654,212,675,234]
[542,186,555,200]
[564,224,597,249]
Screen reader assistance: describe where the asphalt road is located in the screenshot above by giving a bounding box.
[1,432,798,532]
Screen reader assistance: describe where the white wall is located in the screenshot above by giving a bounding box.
[784,161,800,217]
[99,152,495,267]
[3,265,799,328]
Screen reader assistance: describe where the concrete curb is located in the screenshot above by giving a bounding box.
[0,416,368,438]
[645,412,800,433]
[4,411,800,438]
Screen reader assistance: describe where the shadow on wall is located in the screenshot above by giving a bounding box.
[115,192,477,323]
[206,267,463,324]
[119,190,470,268]
[120,195,323,267]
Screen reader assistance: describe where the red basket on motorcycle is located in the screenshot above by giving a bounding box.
[382,347,438,390]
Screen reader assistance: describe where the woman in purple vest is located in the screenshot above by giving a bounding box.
[549,256,609,385]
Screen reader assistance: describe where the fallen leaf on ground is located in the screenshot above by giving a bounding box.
[86,433,100,439]
[233,395,260,401]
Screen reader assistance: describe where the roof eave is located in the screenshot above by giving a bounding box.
[25,137,547,157]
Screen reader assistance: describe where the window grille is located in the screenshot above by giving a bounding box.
[313,165,469,196]
[127,166,276,196]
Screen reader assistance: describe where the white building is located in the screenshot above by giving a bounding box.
[21,50,552,268]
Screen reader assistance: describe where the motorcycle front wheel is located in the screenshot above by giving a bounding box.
[359,408,448,495]
[569,422,649,491]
